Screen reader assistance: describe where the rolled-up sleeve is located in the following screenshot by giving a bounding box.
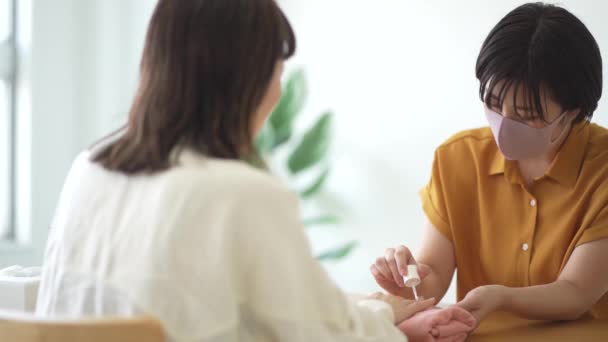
[577,204,608,247]
[419,150,453,241]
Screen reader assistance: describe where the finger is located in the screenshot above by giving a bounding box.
[403,299,415,305]
[385,248,405,287]
[394,245,414,276]
[370,264,382,279]
[374,257,393,281]
[402,297,436,319]
[370,265,391,285]
[371,269,407,296]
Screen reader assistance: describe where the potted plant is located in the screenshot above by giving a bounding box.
[255,69,356,261]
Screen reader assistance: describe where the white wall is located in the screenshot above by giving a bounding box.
[2,0,608,303]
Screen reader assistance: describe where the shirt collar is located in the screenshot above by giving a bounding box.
[488,123,590,187]
[488,149,505,176]
[545,122,590,187]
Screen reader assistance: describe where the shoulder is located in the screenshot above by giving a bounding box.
[586,123,608,161]
[437,127,494,152]
[76,148,293,206]
[583,124,608,193]
[166,151,294,206]
[434,127,497,164]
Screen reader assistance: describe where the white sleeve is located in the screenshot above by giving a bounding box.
[232,181,407,342]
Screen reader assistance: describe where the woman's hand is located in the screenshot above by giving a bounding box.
[369,292,436,324]
[370,245,432,297]
[455,285,506,327]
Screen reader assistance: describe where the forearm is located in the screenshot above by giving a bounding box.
[500,280,590,321]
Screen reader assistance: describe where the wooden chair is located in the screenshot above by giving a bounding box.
[0,309,165,342]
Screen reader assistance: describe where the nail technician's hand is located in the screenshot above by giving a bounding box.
[455,285,506,328]
[369,292,436,324]
[370,245,432,297]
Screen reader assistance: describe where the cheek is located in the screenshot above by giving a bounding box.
[261,87,280,122]
[269,80,282,108]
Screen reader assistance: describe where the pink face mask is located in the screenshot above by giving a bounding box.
[485,107,570,160]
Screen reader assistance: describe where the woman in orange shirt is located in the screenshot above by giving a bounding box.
[371,2,608,325]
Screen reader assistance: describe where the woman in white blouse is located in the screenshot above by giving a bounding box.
[36,0,435,341]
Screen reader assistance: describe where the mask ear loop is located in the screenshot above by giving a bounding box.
[550,111,574,144]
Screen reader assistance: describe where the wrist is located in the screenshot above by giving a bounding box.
[493,285,510,311]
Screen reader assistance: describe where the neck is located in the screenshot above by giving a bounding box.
[517,155,555,184]
[517,128,571,185]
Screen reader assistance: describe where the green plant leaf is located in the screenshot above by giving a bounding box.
[317,241,358,261]
[255,121,276,154]
[303,215,340,227]
[270,69,308,148]
[287,112,332,174]
[301,168,330,198]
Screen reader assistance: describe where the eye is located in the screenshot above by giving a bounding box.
[519,111,540,122]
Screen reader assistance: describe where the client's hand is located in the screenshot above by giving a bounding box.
[369,292,436,324]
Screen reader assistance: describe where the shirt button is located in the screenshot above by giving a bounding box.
[530,199,537,207]
[522,243,529,251]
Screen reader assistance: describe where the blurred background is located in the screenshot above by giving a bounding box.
[1,0,607,303]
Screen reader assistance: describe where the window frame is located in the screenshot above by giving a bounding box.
[1,0,17,241]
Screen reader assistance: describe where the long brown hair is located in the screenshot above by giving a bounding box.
[93,0,296,174]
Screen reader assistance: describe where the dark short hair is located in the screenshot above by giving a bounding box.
[476,2,602,123]
[93,0,296,174]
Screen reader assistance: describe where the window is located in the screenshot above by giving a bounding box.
[0,0,16,240]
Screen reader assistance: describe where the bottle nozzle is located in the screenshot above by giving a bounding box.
[404,265,421,300]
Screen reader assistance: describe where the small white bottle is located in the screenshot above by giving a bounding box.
[404,264,421,301]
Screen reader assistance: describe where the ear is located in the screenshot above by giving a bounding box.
[560,109,579,127]
[565,109,580,121]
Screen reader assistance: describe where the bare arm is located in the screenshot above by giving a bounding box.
[371,216,456,303]
[502,238,608,320]
[457,239,608,322]
[415,217,456,302]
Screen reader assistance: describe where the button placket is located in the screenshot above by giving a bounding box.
[521,190,538,287]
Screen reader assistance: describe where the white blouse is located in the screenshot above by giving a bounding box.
[36,149,407,342]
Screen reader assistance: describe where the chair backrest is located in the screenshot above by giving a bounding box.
[0,310,165,342]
